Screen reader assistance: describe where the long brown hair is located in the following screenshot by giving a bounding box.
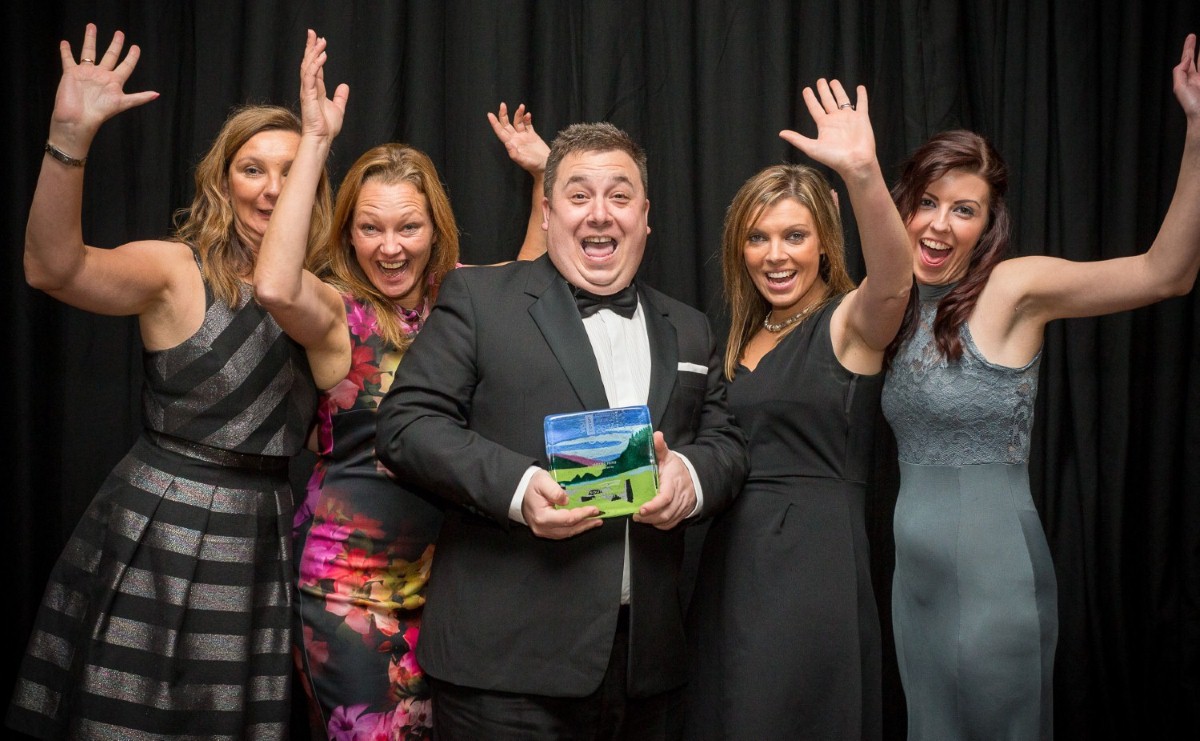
[722,164,855,379]
[173,105,332,307]
[315,143,461,352]
[886,130,1011,364]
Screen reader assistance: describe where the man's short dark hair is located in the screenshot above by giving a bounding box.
[543,122,648,198]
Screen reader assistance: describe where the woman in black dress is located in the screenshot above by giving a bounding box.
[686,79,910,740]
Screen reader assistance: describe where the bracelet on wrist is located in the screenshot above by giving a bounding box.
[44,141,87,168]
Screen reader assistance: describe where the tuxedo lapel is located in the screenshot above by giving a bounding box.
[525,257,609,410]
[640,290,679,427]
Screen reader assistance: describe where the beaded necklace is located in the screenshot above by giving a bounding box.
[763,300,821,333]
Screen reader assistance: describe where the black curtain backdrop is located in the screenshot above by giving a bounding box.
[5,2,1199,739]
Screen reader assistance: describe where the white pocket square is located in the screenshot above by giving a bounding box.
[677,362,707,374]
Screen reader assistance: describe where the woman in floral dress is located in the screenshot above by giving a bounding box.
[255,32,548,739]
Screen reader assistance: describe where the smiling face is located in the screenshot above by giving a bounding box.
[350,179,435,309]
[906,169,991,285]
[743,197,827,319]
[542,149,650,295]
[226,129,300,251]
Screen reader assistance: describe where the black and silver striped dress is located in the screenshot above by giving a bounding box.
[8,258,316,740]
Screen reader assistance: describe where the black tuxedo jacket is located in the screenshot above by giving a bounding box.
[376,254,747,698]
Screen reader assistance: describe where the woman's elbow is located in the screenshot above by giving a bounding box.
[1168,272,1197,298]
[24,253,68,292]
[1160,265,1199,299]
[251,275,298,311]
[876,283,912,315]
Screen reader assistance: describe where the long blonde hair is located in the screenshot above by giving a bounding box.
[722,164,855,379]
[173,105,332,307]
[315,143,461,351]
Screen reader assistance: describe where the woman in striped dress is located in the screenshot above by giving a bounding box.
[8,24,339,739]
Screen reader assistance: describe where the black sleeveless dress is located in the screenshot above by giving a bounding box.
[686,298,883,740]
[9,254,315,739]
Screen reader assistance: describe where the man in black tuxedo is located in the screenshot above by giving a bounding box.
[376,122,747,739]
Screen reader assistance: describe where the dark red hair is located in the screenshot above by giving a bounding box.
[886,130,1011,364]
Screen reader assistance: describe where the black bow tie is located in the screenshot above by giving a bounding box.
[574,283,639,319]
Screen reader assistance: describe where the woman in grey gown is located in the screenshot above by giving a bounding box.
[881,33,1200,740]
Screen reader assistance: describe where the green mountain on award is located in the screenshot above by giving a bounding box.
[543,406,659,518]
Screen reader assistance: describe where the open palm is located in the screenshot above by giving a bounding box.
[52,24,158,134]
[779,79,876,176]
[1174,33,1200,121]
[299,30,349,141]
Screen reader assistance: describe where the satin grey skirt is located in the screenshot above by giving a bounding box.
[892,462,1057,741]
[8,434,294,739]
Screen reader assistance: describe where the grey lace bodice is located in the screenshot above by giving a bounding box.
[882,283,1040,465]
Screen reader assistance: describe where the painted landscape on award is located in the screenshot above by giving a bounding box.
[544,405,659,518]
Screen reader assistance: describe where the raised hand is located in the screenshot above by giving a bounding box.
[632,432,697,530]
[299,30,349,142]
[489,102,550,174]
[1174,33,1200,123]
[779,79,876,177]
[491,101,551,260]
[52,24,158,146]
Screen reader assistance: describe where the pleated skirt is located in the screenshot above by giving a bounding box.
[8,434,294,740]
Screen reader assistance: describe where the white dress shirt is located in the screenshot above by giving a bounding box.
[508,294,704,604]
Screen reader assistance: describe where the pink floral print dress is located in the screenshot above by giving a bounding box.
[293,294,442,740]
